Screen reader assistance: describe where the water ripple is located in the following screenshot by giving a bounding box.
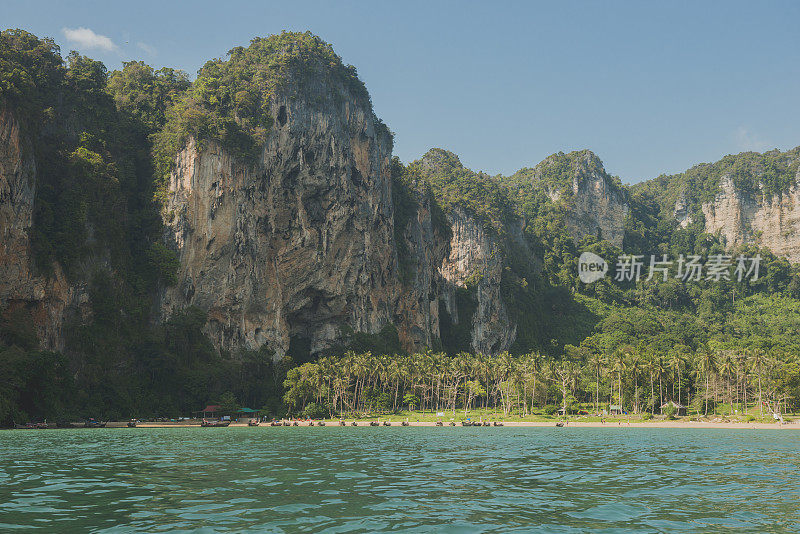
[1,428,800,532]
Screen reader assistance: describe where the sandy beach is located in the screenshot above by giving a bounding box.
[114,420,800,430]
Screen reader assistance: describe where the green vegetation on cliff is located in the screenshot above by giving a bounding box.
[408,148,519,232]
[1,30,186,284]
[634,147,800,224]
[152,31,377,200]
[0,29,285,425]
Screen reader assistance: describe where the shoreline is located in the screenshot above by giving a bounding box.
[95,420,800,430]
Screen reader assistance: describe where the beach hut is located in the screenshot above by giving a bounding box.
[660,400,687,416]
[196,405,221,419]
[609,404,623,415]
[237,407,259,423]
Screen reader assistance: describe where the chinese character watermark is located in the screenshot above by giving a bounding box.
[579,253,761,283]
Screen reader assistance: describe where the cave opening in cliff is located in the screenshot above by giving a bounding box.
[277,105,287,126]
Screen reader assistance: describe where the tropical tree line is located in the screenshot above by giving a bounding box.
[282,348,800,419]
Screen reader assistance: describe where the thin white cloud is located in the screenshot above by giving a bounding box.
[62,27,118,52]
[734,126,771,153]
[136,42,157,56]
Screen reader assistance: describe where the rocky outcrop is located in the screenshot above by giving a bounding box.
[547,151,628,247]
[400,148,520,355]
[674,190,693,228]
[438,207,515,355]
[701,171,800,262]
[0,107,89,350]
[518,150,629,247]
[160,79,395,357]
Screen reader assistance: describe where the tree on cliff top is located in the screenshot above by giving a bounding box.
[0,29,64,117]
[151,31,375,201]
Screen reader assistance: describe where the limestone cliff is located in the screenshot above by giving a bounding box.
[438,207,516,355]
[160,78,395,357]
[400,149,523,355]
[700,165,800,262]
[0,107,89,350]
[655,147,800,262]
[391,181,449,352]
[566,156,629,247]
[507,150,629,247]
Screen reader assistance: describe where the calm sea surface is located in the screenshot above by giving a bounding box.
[1,427,799,532]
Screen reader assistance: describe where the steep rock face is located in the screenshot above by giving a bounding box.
[673,190,693,228]
[701,171,800,262]
[555,152,628,247]
[161,89,394,357]
[439,207,516,355]
[568,176,628,247]
[402,148,519,355]
[0,107,88,350]
[514,150,629,247]
[392,187,449,352]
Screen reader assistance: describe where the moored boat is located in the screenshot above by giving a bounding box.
[127,419,138,428]
[248,421,260,427]
[201,419,230,427]
[84,419,107,428]
[14,421,48,429]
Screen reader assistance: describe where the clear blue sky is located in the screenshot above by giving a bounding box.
[3,0,799,183]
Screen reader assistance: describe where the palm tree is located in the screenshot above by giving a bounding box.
[736,350,749,415]
[588,351,604,414]
[751,349,765,417]
[668,352,685,407]
[554,360,572,416]
[654,355,666,413]
[696,347,717,416]
[718,351,734,415]
[629,353,641,414]
[613,348,629,411]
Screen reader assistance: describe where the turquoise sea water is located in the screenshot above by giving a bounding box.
[1,427,799,532]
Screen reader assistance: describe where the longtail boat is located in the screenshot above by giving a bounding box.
[201,419,230,427]
[14,421,48,429]
[84,419,107,428]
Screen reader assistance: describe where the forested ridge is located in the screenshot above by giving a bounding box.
[2,28,800,425]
